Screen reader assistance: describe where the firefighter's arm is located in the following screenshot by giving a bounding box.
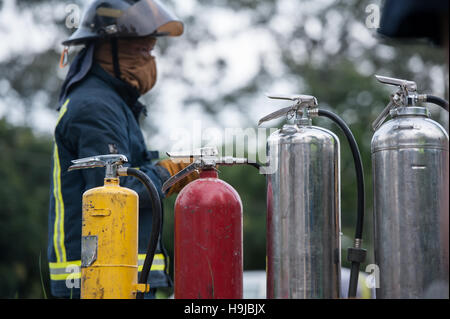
[67,101,166,208]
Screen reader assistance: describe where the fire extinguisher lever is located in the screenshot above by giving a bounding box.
[371,75,447,131]
[68,154,128,178]
[162,147,249,193]
[161,161,202,193]
[258,94,318,126]
[372,75,419,131]
[375,75,417,92]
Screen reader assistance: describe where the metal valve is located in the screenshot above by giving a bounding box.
[258,94,319,126]
[375,75,417,92]
[68,154,128,178]
[372,75,428,131]
[161,147,248,193]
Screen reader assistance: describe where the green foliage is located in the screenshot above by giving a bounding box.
[220,165,267,270]
[0,118,52,298]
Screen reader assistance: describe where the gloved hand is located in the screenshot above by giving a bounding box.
[156,159,199,196]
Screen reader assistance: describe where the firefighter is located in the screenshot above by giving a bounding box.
[48,0,195,298]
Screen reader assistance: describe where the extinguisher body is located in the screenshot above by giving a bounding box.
[266,123,341,299]
[174,169,243,299]
[372,106,449,298]
[81,178,140,299]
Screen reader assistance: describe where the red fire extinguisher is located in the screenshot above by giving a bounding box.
[162,147,250,299]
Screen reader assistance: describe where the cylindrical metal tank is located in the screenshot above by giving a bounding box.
[372,106,449,298]
[266,122,341,299]
[174,169,243,299]
[81,177,139,299]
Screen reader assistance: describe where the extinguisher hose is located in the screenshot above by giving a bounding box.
[318,109,366,298]
[247,162,261,170]
[123,168,162,299]
[425,95,449,111]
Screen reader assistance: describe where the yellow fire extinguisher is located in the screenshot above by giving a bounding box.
[68,154,162,299]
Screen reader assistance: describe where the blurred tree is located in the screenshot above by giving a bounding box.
[0,118,52,298]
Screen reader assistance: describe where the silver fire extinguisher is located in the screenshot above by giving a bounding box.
[371,75,449,299]
[259,94,366,299]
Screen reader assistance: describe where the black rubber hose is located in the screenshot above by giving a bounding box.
[318,109,365,239]
[348,261,361,298]
[318,109,366,298]
[426,95,449,111]
[125,168,162,299]
[247,162,261,170]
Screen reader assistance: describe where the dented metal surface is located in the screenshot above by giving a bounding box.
[174,169,243,299]
[81,177,140,299]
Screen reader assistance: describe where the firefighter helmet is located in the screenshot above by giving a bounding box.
[62,0,184,46]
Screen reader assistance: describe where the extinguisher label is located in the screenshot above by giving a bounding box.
[81,235,98,267]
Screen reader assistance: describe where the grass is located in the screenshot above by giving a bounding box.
[39,251,48,299]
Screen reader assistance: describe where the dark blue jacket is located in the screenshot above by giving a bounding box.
[48,62,172,298]
[378,0,448,45]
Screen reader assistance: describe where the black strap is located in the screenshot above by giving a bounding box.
[110,38,121,79]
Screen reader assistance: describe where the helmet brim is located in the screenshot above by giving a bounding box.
[62,0,184,46]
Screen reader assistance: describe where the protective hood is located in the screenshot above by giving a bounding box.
[63,0,184,46]
[58,43,96,106]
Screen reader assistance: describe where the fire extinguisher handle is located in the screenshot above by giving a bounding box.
[258,105,296,126]
[266,93,318,104]
[161,162,201,193]
[162,147,256,192]
[259,94,318,126]
[371,100,396,132]
[68,154,128,178]
[374,75,417,92]
[372,75,425,131]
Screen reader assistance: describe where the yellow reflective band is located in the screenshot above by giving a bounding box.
[138,254,166,272]
[52,99,69,263]
[49,260,81,269]
[138,264,165,272]
[138,253,164,261]
[50,272,81,281]
[49,260,81,281]
[56,99,69,126]
[52,143,67,262]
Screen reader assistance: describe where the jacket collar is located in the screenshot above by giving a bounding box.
[90,62,147,119]
[58,43,95,109]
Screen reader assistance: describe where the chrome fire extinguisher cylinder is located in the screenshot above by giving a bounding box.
[260,95,341,299]
[371,75,449,299]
